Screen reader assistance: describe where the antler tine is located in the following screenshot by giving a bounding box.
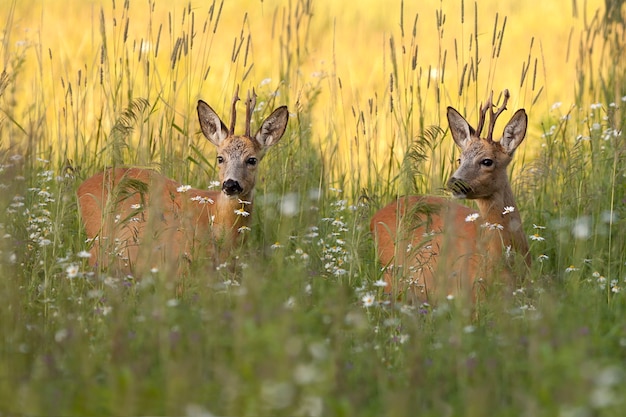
[475,91,493,137]
[486,89,510,141]
[229,84,241,135]
[245,88,257,137]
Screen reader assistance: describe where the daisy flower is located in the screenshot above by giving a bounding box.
[362,293,375,307]
[465,213,479,222]
[482,222,504,231]
[66,264,80,278]
[234,208,250,217]
[191,196,214,204]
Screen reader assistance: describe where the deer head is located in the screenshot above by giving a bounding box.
[446,90,528,200]
[197,87,289,199]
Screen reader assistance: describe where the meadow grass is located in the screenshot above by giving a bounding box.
[1,0,626,416]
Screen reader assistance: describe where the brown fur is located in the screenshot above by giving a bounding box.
[77,96,289,276]
[371,92,531,303]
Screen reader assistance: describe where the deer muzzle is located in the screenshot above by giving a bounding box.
[222,179,243,196]
[447,177,472,198]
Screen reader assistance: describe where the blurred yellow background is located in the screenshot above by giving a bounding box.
[1,0,608,172]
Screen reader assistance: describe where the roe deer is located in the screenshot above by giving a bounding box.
[77,88,289,276]
[370,90,531,303]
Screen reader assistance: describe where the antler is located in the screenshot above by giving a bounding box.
[486,89,510,141]
[245,88,257,137]
[227,86,257,137]
[229,84,241,135]
[475,92,492,138]
[476,89,510,141]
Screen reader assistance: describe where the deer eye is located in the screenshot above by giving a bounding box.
[480,159,494,167]
[217,156,224,164]
[456,158,461,165]
[246,157,257,166]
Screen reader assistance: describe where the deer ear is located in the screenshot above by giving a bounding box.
[255,106,289,149]
[197,100,229,146]
[500,109,527,155]
[447,107,476,150]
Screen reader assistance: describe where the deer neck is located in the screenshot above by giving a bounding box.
[184,189,253,237]
[181,189,253,267]
[214,192,254,235]
[475,181,530,264]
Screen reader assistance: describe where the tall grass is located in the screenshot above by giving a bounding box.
[1,0,626,416]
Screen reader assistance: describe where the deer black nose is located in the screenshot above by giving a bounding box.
[222,179,243,196]
[447,177,472,196]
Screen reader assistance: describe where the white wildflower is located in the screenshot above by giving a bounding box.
[190,195,214,204]
[66,264,80,278]
[284,297,296,309]
[234,208,250,217]
[572,216,591,240]
[54,329,69,343]
[482,222,504,231]
[463,325,476,333]
[362,293,375,307]
[465,213,479,222]
[611,281,621,293]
